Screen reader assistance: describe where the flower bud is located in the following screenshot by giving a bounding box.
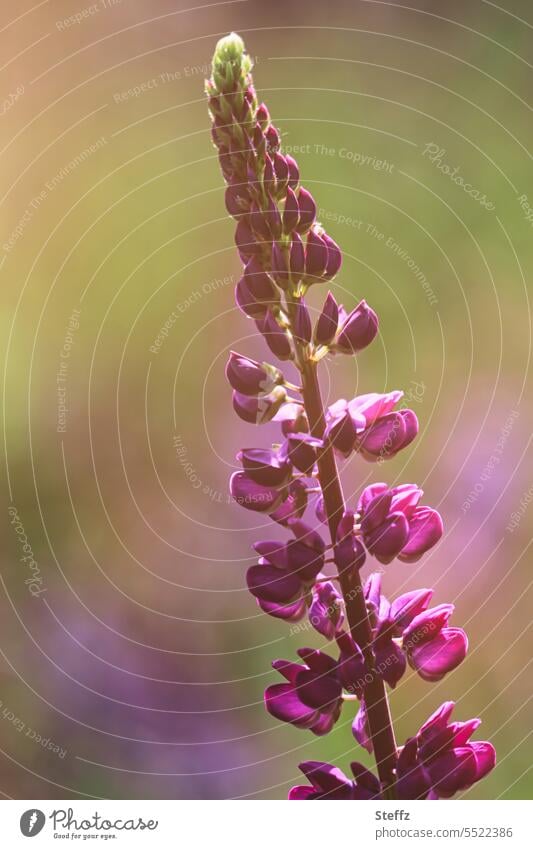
[232,386,287,424]
[322,234,343,279]
[257,311,293,360]
[295,188,316,233]
[305,229,329,280]
[283,187,300,233]
[335,300,378,354]
[314,292,339,346]
[286,155,300,188]
[235,276,268,318]
[255,102,269,127]
[226,352,283,396]
[294,298,312,345]
[265,125,280,151]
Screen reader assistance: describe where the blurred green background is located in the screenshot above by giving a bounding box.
[0,0,531,799]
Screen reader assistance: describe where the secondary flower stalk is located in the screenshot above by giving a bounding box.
[206,33,495,800]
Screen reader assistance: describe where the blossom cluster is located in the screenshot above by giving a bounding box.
[206,33,495,799]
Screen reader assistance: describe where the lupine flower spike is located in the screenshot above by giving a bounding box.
[206,33,495,799]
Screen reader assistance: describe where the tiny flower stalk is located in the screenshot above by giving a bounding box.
[206,33,495,800]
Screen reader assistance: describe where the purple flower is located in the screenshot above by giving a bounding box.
[335,300,379,354]
[237,447,292,487]
[269,479,308,525]
[396,702,496,799]
[403,605,468,682]
[265,649,343,735]
[309,581,344,639]
[289,760,380,800]
[358,483,443,564]
[230,471,284,513]
[226,351,283,396]
[280,432,322,474]
[325,391,418,461]
[247,522,326,619]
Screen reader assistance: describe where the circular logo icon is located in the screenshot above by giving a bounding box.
[20,810,46,837]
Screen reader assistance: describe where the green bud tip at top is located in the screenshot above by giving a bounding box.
[209,32,252,93]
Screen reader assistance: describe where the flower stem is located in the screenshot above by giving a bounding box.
[299,356,398,798]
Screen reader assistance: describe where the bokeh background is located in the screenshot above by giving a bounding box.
[0,0,531,800]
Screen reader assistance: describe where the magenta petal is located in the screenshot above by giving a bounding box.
[288,785,315,800]
[418,701,456,739]
[299,761,353,797]
[357,413,407,459]
[325,411,358,458]
[390,588,434,633]
[390,483,423,516]
[399,408,419,447]
[265,683,318,728]
[230,471,283,512]
[314,291,339,346]
[246,564,301,604]
[352,701,373,754]
[426,747,477,797]
[409,628,468,682]
[399,507,444,562]
[348,390,403,425]
[258,597,307,621]
[295,669,342,711]
[269,480,308,525]
[360,491,393,535]
[374,638,406,688]
[322,233,343,279]
[239,447,292,487]
[403,603,455,646]
[358,482,389,515]
[471,741,496,782]
[365,513,410,563]
[305,229,329,278]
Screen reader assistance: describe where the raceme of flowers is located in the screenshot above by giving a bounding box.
[206,33,495,800]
